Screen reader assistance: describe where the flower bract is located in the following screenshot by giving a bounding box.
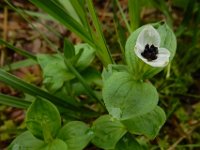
[135,25,170,67]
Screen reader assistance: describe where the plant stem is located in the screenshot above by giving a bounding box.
[64,58,105,107]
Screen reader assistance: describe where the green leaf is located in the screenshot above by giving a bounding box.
[102,72,158,120]
[114,134,145,150]
[69,0,88,27]
[39,139,68,150]
[102,64,128,83]
[0,93,30,109]
[26,98,61,141]
[74,43,95,70]
[91,115,127,149]
[57,0,81,25]
[57,121,93,150]
[64,38,75,59]
[128,0,141,31]
[8,131,45,150]
[122,106,166,139]
[37,54,75,92]
[157,23,177,61]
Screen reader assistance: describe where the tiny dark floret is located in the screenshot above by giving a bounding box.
[141,44,158,61]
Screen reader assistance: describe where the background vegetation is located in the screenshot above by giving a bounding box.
[0,0,200,149]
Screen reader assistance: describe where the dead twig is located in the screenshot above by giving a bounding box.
[167,122,200,150]
[1,6,8,66]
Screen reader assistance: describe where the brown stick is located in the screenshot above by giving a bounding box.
[1,6,8,66]
[167,122,200,150]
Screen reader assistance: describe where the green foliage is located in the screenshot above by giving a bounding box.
[29,0,113,66]
[38,139,68,150]
[91,115,127,149]
[0,0,187,149]
[26,98,61,141]
[8,131,45,150]
[57,121,93,150]
[37,43,95,92]
[122,106,166,139]
[114,134,145,150]
[37,54,75,92]
[102,71,158,120]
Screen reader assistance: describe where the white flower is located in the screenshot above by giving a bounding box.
[135,25,170,67]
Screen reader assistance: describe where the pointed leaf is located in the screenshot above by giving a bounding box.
[64,38,75,59]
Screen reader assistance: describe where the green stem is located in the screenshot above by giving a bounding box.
[64,58,105,107]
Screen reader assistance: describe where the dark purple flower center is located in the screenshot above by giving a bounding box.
[141,44,158,61]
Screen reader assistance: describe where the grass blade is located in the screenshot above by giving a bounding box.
[128,0,140,31]
[0,69,99,118]
[57,0,82,25]
[0,69,77,109]
[86,0,113,65]
[112,0,126,56]
[0,39,36,60]
[115,0,132,33]
[0,93,31,109]
[69,0,88,27]
[29,0,93,46]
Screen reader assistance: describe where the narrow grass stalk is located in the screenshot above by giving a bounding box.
[0,39,36,60]
[115,0,132,33]
[86,0,114,66]
[64,58,105,107]
[0,93,31,109]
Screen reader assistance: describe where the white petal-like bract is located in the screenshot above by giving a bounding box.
[135,25,170,67]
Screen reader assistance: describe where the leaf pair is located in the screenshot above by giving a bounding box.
[102,68,165,138]
[91,115,148,150]
[9,99,92,150]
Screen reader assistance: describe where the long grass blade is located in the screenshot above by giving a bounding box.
[57,0,82,25]
[0,93,31,109]
[0,69,99,118]
[112,0,126,56]
[29,0,94,46]
[69,0,88,27]
[86,0,113,65]
[128,0,140,31]
[0,69,76,109]
[0,39,36,60]
[115,0,132,33]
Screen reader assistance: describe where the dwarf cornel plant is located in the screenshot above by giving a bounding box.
[0,0,177,149]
